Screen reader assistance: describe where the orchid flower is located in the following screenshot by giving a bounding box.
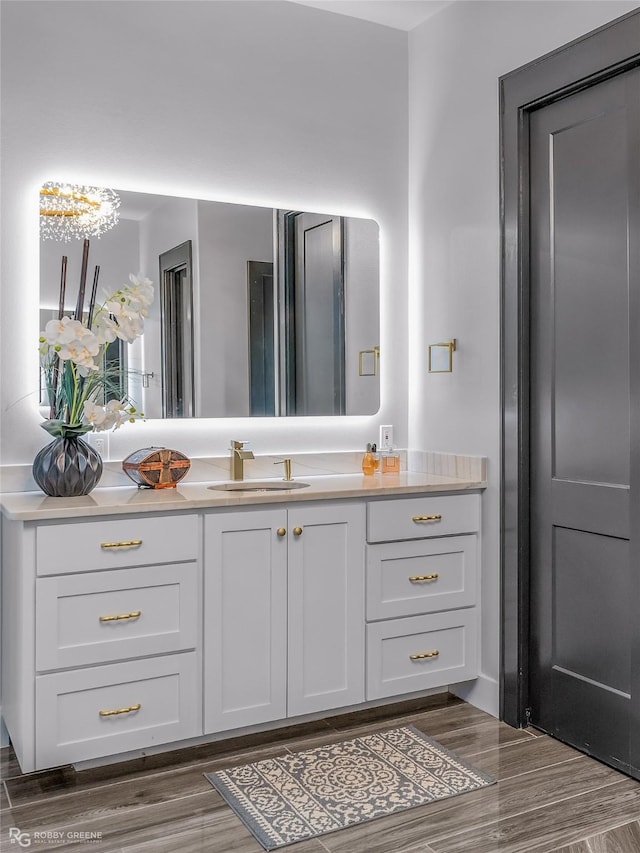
[40,273,153,434]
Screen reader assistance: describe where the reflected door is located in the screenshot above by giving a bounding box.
[248,260,275,417]
[281,212,345,416]
[159,241,194,418]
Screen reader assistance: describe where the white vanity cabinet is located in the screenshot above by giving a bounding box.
[204,501,365,734]
[1,477,483,773]
[2,513,202,772]
[365,494,480,700]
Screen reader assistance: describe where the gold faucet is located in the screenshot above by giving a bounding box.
[274,458,293,481]
[230,440,255,480]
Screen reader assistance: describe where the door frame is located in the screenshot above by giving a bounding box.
[500,9,640,728]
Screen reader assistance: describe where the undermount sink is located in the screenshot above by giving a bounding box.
[208,480,311,492]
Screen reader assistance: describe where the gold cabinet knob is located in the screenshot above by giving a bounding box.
[293,526,303,536]
[277,527,287,537]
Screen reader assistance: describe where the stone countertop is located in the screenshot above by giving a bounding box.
[0,471,486,522]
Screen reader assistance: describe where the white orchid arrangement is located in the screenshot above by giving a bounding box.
[39,263,154,439]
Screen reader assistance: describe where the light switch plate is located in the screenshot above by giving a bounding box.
[380,425,393,450]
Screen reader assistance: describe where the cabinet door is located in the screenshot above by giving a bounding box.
[288,502,365,716]
[204,509,287,733]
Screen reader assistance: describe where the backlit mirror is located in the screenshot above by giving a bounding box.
[39,188,380,418]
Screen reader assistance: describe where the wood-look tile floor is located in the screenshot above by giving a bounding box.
[2,694,639,852]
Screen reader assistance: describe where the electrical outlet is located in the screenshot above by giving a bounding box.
[380,424,393,450]
[88,432,109,460]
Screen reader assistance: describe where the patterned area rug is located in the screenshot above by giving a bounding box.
[205,726,495,850]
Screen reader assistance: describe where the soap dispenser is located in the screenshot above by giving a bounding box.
[362,443,376,476]
[371,443,380,472]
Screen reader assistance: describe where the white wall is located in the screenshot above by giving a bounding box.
[408,0,640,714]
[0,0,407,465]
[139,196,200,418]
[345,218,380,416]
[40,220,140,313]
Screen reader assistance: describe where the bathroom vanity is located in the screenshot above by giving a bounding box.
[1,470,484,773]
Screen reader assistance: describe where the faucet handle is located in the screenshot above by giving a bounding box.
[231,439,249,450]
[274,458,293,481]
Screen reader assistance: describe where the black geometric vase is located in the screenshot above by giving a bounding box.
[32,435,103,497]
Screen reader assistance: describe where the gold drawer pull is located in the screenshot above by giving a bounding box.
[409,650,440,661]
[99,703,142,717]
[409,574,439,583]
[100,540,143,550]
[99,610,142,623]
[412,515,442,523]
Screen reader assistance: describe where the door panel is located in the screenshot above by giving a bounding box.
[551,480,629,539]
[553,528,630,694]
[553,671,630,773]
[529,68,640,774]
[287,503,365,717]
[204,510,287,733]
[552,105,630,486]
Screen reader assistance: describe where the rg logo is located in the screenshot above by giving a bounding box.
[8,828,31,847]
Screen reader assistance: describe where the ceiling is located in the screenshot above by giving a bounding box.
[116,189,173,221]
[288,0,453,31]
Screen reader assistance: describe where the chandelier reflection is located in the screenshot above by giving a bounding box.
[39,181,120,242]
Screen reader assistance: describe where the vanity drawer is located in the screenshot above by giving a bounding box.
[36,562,199,671]
[366,609,477,700]
[36,514,199,575]
[367,494,480,543]
[35,653,201,768]
[366,536,477,621]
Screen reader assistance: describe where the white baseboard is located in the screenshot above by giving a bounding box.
[450,673,499,718]
[0,711,9,748]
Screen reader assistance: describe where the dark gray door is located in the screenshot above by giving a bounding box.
[529,68,640,774]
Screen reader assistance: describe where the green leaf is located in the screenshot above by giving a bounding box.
[40,420,94,439]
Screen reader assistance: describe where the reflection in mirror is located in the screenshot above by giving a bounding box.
[159,241,195,417]
[40,188,380,418]
[38,308,127,408]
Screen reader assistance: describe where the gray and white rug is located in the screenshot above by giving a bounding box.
[205,725,495,850]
